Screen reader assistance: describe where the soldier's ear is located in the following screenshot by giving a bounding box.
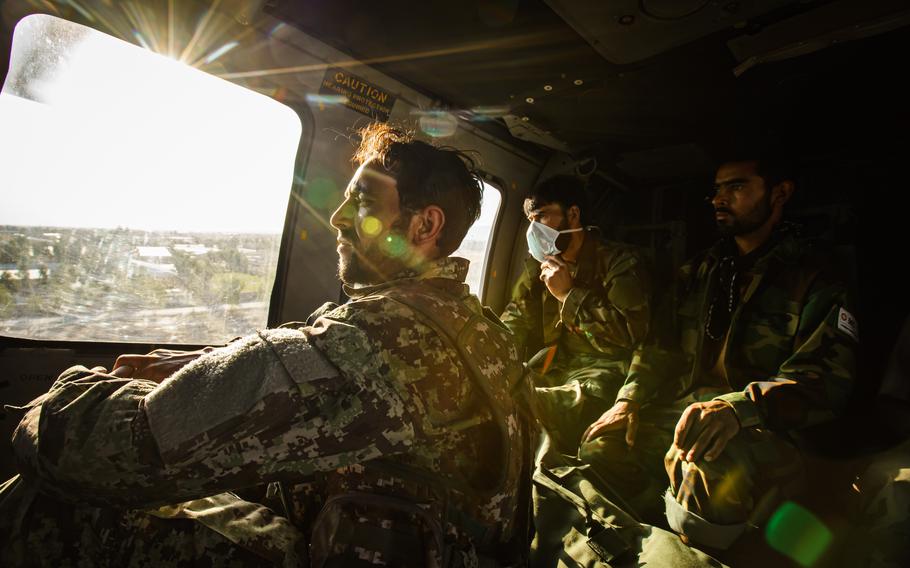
[567,205,581,226]
[409,205,446,248]
[771,181,795,208]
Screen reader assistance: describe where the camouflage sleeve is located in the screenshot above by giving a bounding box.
[715,278,857,430]
[560,249,651,351]
[615,260,693,405]
[500,257,540,353]
[615,346,688,404]
[12,327,418,509]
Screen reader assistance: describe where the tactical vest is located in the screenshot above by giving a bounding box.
[299,282,533,567]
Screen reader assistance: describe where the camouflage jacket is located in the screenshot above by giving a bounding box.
[500,232,651,390]
[7,257,528,566]
[617,232,857,432]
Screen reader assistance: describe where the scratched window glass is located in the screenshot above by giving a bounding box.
[0,15,301,343]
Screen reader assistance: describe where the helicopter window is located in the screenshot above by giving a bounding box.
[0,15,302,344]
[452,180,502,298]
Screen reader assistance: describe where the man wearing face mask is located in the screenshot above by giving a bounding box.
[501,175,652,457]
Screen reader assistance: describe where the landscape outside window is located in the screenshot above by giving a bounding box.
[0,15,301,344]
[452,181,501,298]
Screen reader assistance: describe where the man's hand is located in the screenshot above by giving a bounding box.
[582,400,641,447]
[540,255,573,302]
[673,400,740,463]
[112,347,215,383]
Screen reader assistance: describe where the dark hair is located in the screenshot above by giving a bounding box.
[523,175,589,224]
[717,146,797,189]
[353,123,482,256]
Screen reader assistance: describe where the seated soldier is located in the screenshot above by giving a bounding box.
[581,151,857,549]
[0,123,531,567]
[500,175,652,455]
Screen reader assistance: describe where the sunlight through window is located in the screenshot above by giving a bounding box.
[0,15,301,343]
[453,181,502,297]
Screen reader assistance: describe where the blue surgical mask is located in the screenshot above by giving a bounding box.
[526,221,583,263]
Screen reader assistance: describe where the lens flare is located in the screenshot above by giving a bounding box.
[133,30,152,50]
[382,234,408,258]
[360,216,382,237]
[416,110,458,138]
[203,41,238,64]
[305,94,348,106]
[765,501,832,567]
[305,177,338,210]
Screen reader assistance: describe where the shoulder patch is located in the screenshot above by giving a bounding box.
[837,307,858,341]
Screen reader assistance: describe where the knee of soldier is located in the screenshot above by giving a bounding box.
[534,382,585,409]
[578,432,631,467]
[57,364,100,383]
[662,449,754,549]
[667,454,755,524]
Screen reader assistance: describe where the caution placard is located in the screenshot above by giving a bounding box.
[319,68,397,122]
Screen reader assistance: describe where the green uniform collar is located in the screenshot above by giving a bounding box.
[343,256,470,299]
[706,222,805,270]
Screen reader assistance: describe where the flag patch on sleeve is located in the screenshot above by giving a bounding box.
[837,307,858,341]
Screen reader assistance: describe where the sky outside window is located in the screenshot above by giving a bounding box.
[1,14,301,234]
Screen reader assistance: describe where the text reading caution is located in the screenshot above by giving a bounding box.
[319,68,397,122]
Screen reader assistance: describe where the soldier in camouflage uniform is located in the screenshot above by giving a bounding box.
[0,123,530,567]
[500,175,651,454]
[581,155,857,548]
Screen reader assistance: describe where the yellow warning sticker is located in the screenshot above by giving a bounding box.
[319,68,397,122]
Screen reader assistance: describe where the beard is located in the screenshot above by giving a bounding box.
[336,219,410,286]
[337,242,381,285]
[716,193,773,237]
[553,217,572,252]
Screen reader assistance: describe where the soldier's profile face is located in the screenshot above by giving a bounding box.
[330,160,411,285]
[712,161,773,237]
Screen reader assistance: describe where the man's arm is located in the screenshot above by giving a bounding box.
[13,326,417,509]
[613,258,697,406]
[587,260,692,444]
[500,257,541,354]
[714,277,856,430]
[672,277,856,463]
[560,249,651,351]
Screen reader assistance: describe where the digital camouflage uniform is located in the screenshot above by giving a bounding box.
[581,229,857,546]
[500,233,651,452]
[0,257,530,567]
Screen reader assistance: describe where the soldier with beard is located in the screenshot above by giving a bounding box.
[579,154,857,549]
[0,123,530,567]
